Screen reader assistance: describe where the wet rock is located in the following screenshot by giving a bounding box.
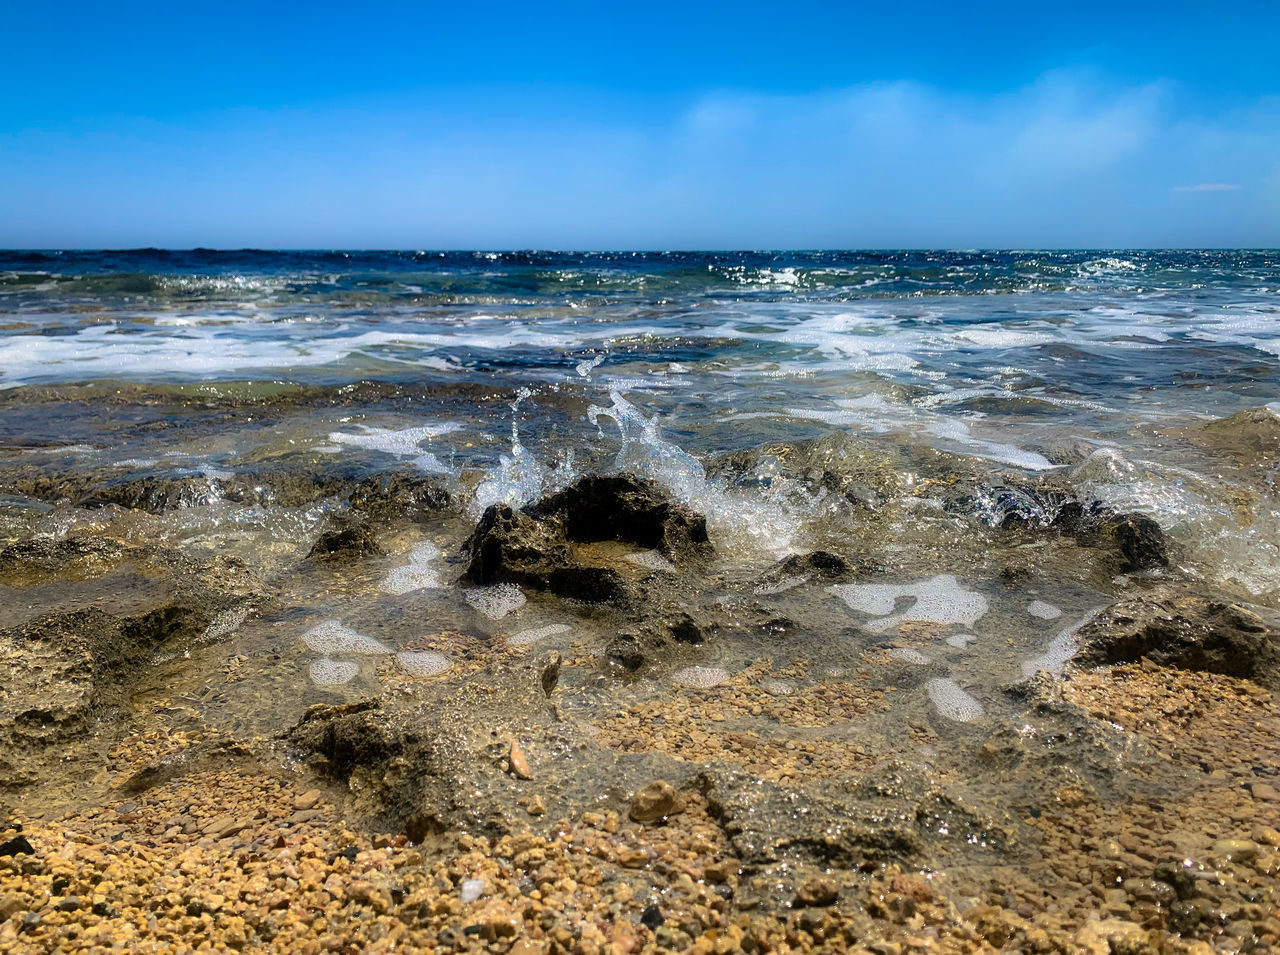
[794,876,839,907]
[0,535,125,581]
[605,630,667,671]
[705,762,1006,868]
[1075,585,1280,686]
[629,781,683,823]
[347,471,452,524]
[306,523,385,562]
[464,473,711,605]
[1186,405,1280,468]
[528,474,710,558]
[508,740,533,780]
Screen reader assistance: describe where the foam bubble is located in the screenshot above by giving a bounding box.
[381,541,443,595]
[309,658,360,686]
[1027,600,1062,620]
[302,620,391,655]
[945,633,978,649]
[830,575,988,632]
[759,677,796,695]
[396,650,450,677]
[464,583,527,620]
[924,678,985,722]
[889,647,931,665]
[625,550,677,573]
[1021,610,1100,677]
[508,623,572,647]
[672,665,731,688]
[328,424,458,472]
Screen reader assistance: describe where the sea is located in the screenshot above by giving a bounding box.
[1,249,1278,735]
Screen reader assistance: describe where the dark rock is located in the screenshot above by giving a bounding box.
[464,473,712,605]
[640,903,664,930]
[606,631,660,670]
[1075,586,1280,685]
[667,612,705,644]
[347,471,451,524]
[527,474,710,559]
[0,835,33,856]
[306,524,384,562]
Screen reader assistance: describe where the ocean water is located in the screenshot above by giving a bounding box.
[4,250,1279,593]
[3,248,1279,790]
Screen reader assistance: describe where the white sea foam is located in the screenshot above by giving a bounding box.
[889,647,932,665]
[625,550,678,573]
[302,620,391,655]
[945,633,978,649]
[924,678,985,722]
[464,583,527,619]
[309,658,360,686]
[1022,610,1100,677]
[507,623,572,647]
[1027,600,1062,620]
[672,665,731,688]
[829,575,989,632]
[396,650,450,677]
[328,424,458,474]
[381,542,443,594]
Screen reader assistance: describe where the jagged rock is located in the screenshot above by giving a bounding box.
[1074,585,1280,686]
[526,474,710,560]
[306,524,384,562]
[347,471,452,524]
[464,473,711,605]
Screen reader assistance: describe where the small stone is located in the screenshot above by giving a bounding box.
[640,902,663,930]
[0,836,33,857]
[460,879,485,904]
[1074,917,1148,955]
[508,740,533,780]
[1213,839,1257,862]
[526,796,546,817]
[294,789,322,811]
[1251,783,1280,802]
[629,781,683,823]
[0,895,25,919]
[795,876,839,907]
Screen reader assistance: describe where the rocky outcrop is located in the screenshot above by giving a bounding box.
[306,523,385,563]
[464,474,712,605]
[1074,585,1280,686]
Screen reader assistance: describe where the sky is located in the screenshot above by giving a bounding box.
[1,0,1277,249]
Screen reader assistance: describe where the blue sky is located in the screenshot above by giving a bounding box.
[1,1,1276,248]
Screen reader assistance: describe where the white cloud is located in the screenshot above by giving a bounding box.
[1172,183,1242,192]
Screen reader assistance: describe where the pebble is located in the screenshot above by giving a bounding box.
[794,876,839,906]
[629,781,683,823]
[294,789,322,811]
[508,740,533,780]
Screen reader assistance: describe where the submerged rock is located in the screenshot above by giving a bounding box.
[464,473,711,605]
[306,523,385,563]
[1075,585,1280,686]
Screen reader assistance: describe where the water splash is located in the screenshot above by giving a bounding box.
[587,389,808,555]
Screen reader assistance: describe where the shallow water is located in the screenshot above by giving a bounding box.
[2,249,1279,811]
